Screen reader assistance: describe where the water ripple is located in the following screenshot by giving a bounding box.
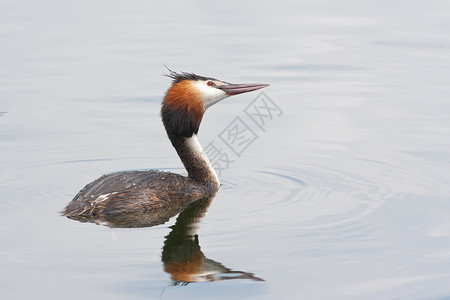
[217,152,435,234]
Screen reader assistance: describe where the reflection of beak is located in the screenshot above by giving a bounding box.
[219,83,269,96]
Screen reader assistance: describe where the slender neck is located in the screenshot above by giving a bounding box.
[167,132,220,189]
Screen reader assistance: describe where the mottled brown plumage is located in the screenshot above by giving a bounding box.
[64,170,212,216]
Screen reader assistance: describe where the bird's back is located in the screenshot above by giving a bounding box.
[63,170,213,218]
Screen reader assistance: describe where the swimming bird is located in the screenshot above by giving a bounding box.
[63,70,268,218]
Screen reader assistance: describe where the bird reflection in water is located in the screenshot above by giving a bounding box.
[162,195,263,284]
[66,195,264,284]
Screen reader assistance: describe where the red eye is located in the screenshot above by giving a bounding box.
[207,81,214,87]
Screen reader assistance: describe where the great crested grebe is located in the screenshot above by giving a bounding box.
[63,70,268,217]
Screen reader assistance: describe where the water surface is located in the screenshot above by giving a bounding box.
[1,1,450,299]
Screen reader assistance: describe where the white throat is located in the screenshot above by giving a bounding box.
[185,135,220,186]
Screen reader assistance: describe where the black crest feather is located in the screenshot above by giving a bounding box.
[163,66,217,84]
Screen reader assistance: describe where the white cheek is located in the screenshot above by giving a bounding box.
[193,81,228,109]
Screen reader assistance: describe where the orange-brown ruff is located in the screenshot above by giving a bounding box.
[63,70,268,219]
[164,80,204,131]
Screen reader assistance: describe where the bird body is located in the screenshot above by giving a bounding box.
[63,70,268,218]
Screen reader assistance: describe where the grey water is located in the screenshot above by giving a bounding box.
[1,0,450,299]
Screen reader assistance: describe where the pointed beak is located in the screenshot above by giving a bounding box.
[219,83,269,96]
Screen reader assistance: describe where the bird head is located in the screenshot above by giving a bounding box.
[161,70,268,137]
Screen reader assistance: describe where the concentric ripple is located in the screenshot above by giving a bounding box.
[217,151,437,233]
